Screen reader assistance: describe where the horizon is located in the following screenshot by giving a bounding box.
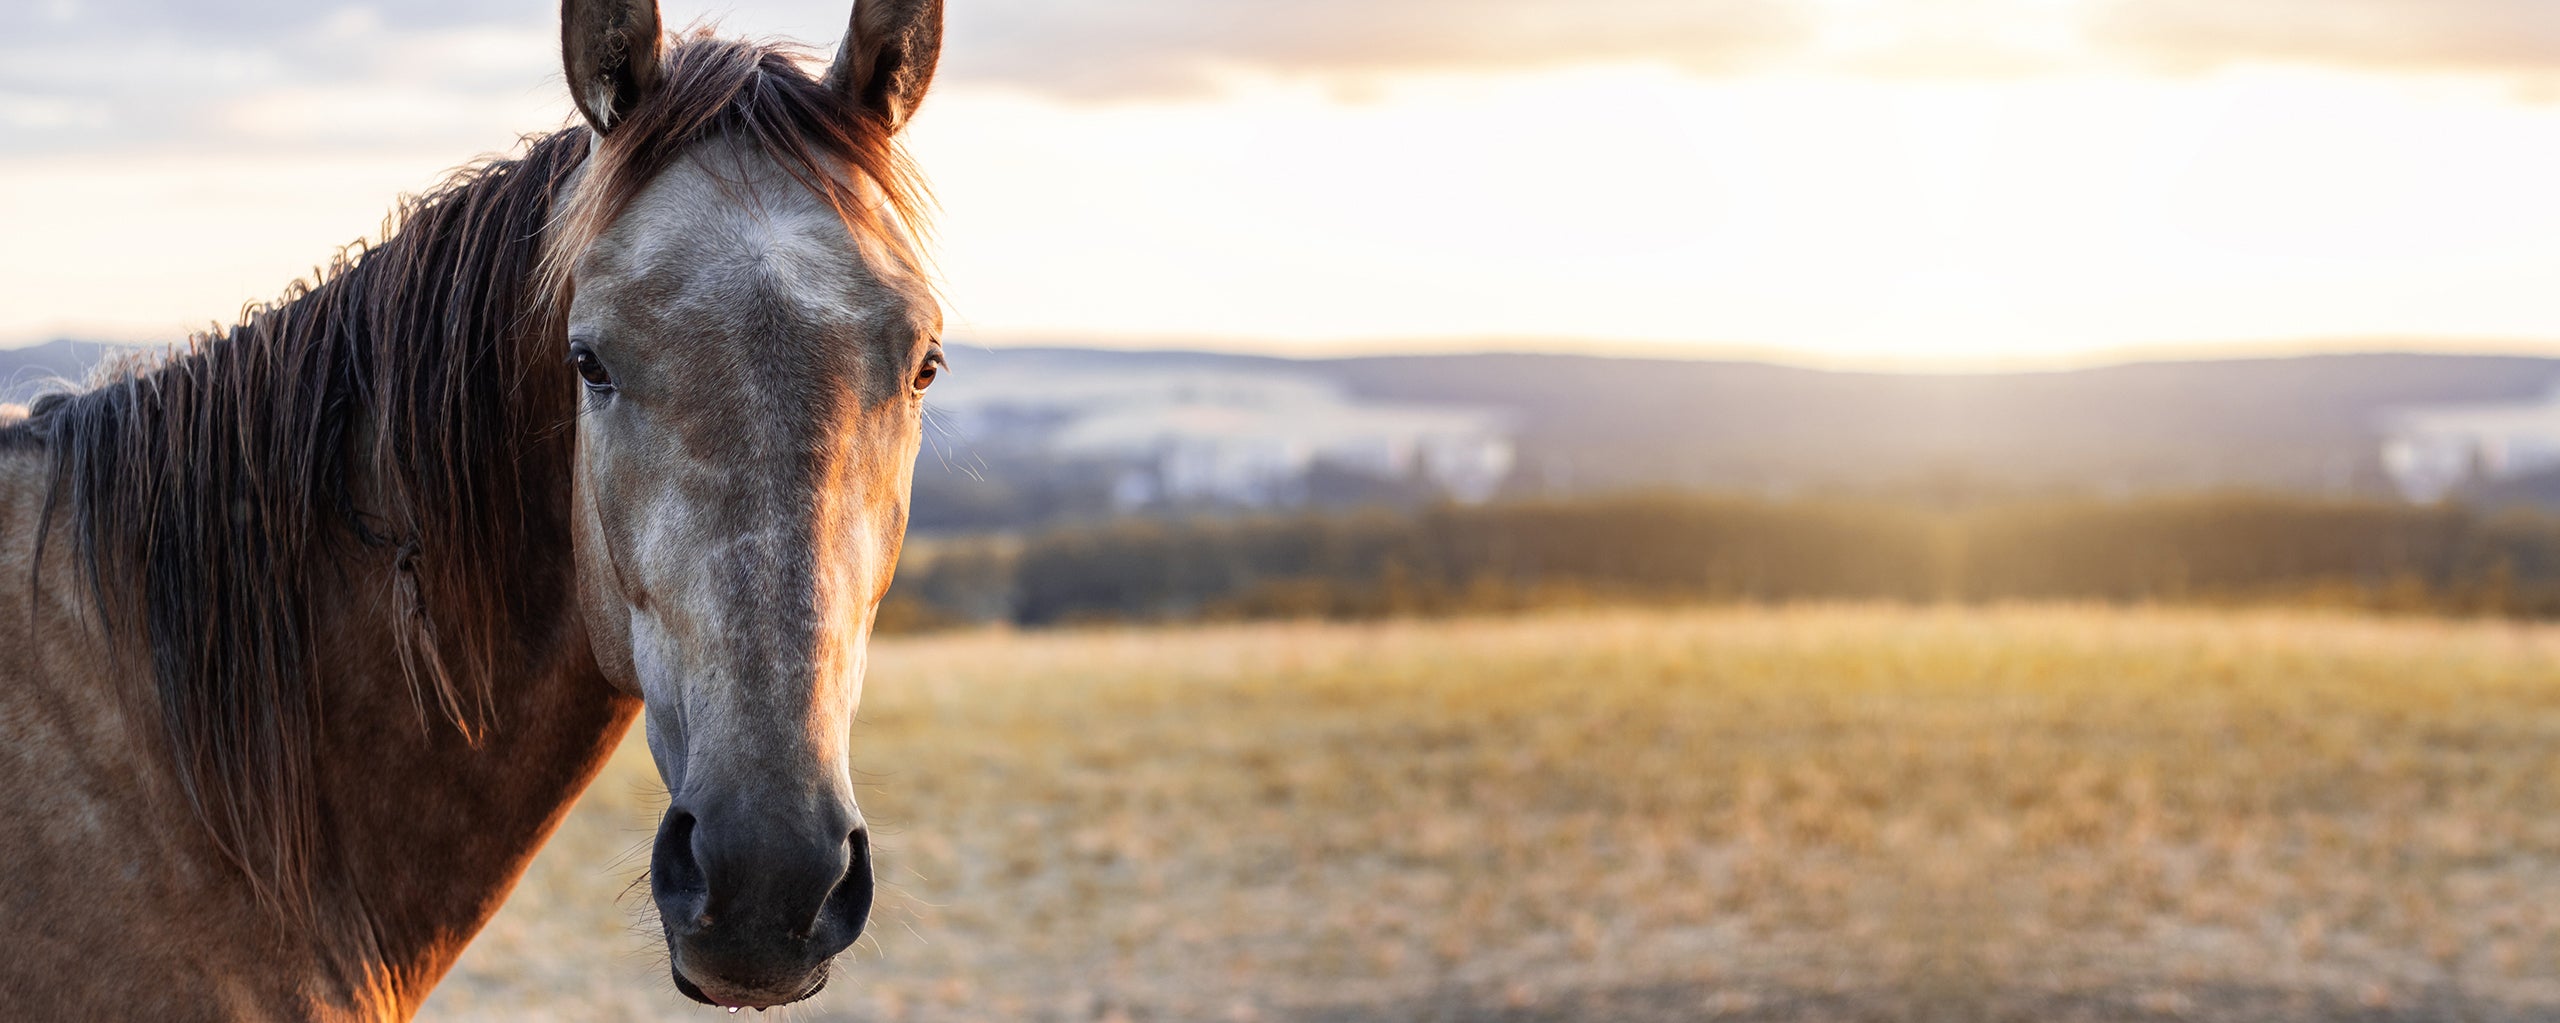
[19,330,2560,377]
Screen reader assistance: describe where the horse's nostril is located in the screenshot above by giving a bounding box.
[811,826,875,946]
[651,807,707,905]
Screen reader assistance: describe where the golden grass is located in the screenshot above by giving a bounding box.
[419,606,2560,1022]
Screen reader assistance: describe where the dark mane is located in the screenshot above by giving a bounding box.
[6,33,924,917]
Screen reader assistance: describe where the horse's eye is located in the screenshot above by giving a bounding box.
[913,350,945,393]
[569,345,614,391]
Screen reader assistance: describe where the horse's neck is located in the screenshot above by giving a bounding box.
[0,431,636,1019]
[318,675,640,1015]
[297,490,640,1015]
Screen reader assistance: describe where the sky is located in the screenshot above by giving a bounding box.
[4,0,2560,367]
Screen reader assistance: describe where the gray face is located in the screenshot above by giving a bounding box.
[564,135,941,1008]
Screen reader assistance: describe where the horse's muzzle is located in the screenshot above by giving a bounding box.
[650,800,874,1008]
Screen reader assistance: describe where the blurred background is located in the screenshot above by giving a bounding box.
[13,1,2560,1020]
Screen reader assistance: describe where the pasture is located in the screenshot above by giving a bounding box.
[422,607,2560,1022]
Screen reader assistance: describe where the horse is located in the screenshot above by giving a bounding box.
[0,0,946,1016]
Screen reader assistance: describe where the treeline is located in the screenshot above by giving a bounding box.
[877,493,2560,631]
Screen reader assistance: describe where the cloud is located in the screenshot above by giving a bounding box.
[16,0,2560,157]
[33,0,533,38]
[0,0,1819,157]
[57,0,2559,159]
[936,0,1816,98]
[2092,0,2560,76]
[2,2,563,157]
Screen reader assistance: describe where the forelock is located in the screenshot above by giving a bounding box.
[540,31,931,316]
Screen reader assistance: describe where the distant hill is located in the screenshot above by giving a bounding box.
[15,340,2560,527]
[0,339,111,403]
[928,348,2560,516]
[1333,351,2560,498]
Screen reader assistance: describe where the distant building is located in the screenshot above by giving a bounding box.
[928,364,1515,511]
[2381,385,2560,503]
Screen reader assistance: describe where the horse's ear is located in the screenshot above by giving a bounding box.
[561,0,664,135]
[824,0,943,133]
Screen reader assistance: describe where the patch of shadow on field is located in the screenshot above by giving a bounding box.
[2035,984,2560,1023]
[1282,982,2560,1023]
[1286,983,1805,1023]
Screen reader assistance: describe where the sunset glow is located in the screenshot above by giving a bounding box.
[6,0,2560,366]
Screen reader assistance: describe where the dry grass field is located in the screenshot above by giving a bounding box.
[418,607,2560,1023]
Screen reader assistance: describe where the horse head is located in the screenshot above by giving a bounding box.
[551,0,942,1007]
